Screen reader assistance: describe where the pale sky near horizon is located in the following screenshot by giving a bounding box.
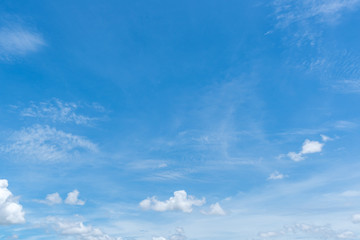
[1,1,360,239]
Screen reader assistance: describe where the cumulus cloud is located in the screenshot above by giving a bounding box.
[20,99,102,125]
[0,179,25,225]
[140,190,205,213]
[287,138,325,162]
[268,171,286,180]
[65,190,85,206]
[1,124,98,162]
[40,192,62,205]
[201,202,226,216]
[0,24,44,60]
[301,139,324,154]
[48,217,122,240]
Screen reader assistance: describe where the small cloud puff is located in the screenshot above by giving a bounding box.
[268,171,286,180]
[65,190,85,206]
[140,190,205,213]
[0,179,25,225]
[287,137,327,162]
[38,190,85,206]
[201,202,226,216]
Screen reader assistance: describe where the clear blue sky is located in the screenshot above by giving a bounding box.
[1,1,360,239]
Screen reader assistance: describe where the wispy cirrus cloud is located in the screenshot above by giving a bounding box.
[257,223,357,239]
[20,99,104,125]
[1,124,98,162]
[0,22,44,60]
[274,0,360,28]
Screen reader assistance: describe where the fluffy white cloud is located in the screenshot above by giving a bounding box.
[201,202,226,216]
[301,139,324,154]
[287,138,325,162]
[287,152,304,162]
[140,190,205,213]
[268,171,285,180]
[49,218,122,240]
[65,190,85,206]
[0,179,25,225]
[21,99,102,125]
[43,192,62,205]
[0,26,44,60]
[1,125,97,162]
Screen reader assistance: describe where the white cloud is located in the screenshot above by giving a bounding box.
[287,152,304,162]
[321,134,332,142]
[0,25,44,60]
[21,99,100,125]
[256,223,357,239]
[268,171,285,180]
[140,190,205,213]
[301,139,324,154]
[337,231,356,239]
[0,179,25,225]
[340,190,360,197]
[40,192,62,205]
[352,214,360,223]
[201,202,226,216]
[48,217,122,240]
[287,138,325,162]
[65,190,85,206]
[275,0,360,28]
[258,231,280,238]
[1,125,98,162]
[152,228,187,240]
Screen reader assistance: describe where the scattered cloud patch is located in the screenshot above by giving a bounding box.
[321,134,332,142]
[287,138,325,162]
[48,217,122,240]
[1,125,98,162]
[340,190,360,197]
[0,179,25,225]
[65,190,85,206]
[140,190,205,213]
[201,202,226,216]
[20,99,102,125]
[0,24,44,60]
[152,228,186,240]
[39,192,62,205]
[352,214,360,223]
[268,171,286,180]
[256,223,357,239]
[274,0,360,28]
[332,80,360,93]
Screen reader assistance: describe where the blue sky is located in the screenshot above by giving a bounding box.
[1,0,360,239]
